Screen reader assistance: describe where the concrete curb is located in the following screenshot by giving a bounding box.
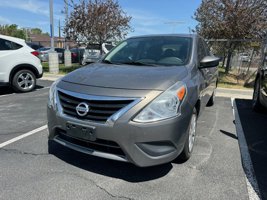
[41,73,64,81]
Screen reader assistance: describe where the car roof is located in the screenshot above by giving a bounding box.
[0,34,26,46]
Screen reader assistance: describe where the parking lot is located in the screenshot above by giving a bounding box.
[0,80,266,200]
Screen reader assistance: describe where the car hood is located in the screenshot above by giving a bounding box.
[62,63,188,90]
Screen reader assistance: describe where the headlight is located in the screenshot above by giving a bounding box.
[48,78,61,109]
[133,82,186,123]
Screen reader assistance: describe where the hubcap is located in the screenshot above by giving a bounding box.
[188,113,197,153]
[17,73,34,90]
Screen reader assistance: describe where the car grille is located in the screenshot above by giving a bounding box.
[57,129,126,157]
[57,90,134,123]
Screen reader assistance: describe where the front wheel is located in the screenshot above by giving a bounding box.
[12,69,36,92]
[179,108,198,161]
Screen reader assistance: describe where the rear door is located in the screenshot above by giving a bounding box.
[0,38,23,82]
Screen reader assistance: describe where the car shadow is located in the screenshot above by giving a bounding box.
[0,86,13,95]
[48,140,172,183]
[0,85,44,96]
[220,130,238,140]
[235,99,267,199]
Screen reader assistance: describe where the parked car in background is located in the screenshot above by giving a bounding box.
[37,47,50,62]
[47,34,220,167]
[70,48,85,64]
[37,47,65,63]
[239,53,251,62]
[253,49,267,112]
[81,43,115,65]
[0,34,43,92]
[55,48,65,64]
[26,42,43,50]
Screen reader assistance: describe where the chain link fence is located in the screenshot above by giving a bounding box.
[207,39,264,87]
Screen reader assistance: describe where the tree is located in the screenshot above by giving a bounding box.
[31,28,42,35]
[0,24,25,39]
[65,0,131,49]
[195,0,267,73]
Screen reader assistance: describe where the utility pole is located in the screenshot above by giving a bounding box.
[63,0,72,67]
[64,0,69,50]
[49,0,55,51]
[48,0,59,74]
[59,20,61,39]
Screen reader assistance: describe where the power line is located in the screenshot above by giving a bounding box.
[164,21,185,33]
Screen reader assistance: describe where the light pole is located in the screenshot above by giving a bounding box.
[63,0,72,67]
[48,0,59,73]
[50,0,54,51]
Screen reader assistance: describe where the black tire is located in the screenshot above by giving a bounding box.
[252,78,265,112]
[179,108,198,161]
[12,69,36,93]
[207,91,215,107]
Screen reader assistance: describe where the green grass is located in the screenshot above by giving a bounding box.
[218,66,254,89]
[42,62,82,74]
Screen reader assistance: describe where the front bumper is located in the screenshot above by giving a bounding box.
[47,89,193,167]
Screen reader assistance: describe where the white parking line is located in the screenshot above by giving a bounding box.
[231,98,261,200]
[0,125,47,148]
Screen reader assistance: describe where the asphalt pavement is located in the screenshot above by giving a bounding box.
[0,80,264,200]
[235,99,267,199]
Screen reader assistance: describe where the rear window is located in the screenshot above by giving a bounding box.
[38,47,50,51]
[55,48,65,53]
[104,44,115,51]
[87,44,101,50]
[0,38,22,50]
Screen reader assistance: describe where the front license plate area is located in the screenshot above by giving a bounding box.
[66,123,96,141]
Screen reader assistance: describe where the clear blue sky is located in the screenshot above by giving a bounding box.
[0,0,201,37]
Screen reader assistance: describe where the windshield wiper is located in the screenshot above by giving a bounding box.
[120,61,158,66]
[102,59,113,64]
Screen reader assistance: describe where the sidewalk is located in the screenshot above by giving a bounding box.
[42,73,253,99]
[216,87,253,99]
[42,73,64,81]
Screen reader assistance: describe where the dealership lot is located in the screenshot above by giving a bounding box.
[0,80,266,200]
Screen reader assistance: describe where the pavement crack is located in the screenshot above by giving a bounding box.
[95,184,135,200]
[72,173,134,200]
[51,171,135,200]
[0,148,49,156]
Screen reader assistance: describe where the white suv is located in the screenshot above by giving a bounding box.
[0,34,43,92]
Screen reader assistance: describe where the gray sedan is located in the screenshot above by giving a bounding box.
[47,34,219,167]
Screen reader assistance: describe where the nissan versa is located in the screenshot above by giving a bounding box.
[47,34,220,167]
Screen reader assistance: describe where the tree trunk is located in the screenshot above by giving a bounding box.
[246,48,255,75]
[222,52,226,67]
[225,50,233,74]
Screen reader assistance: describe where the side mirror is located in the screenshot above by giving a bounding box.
[200,56,220,68]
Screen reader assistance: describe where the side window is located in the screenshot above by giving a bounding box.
[12,42,22,50]
[0,39,22,51]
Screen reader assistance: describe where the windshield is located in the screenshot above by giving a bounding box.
[104,36,192,66]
